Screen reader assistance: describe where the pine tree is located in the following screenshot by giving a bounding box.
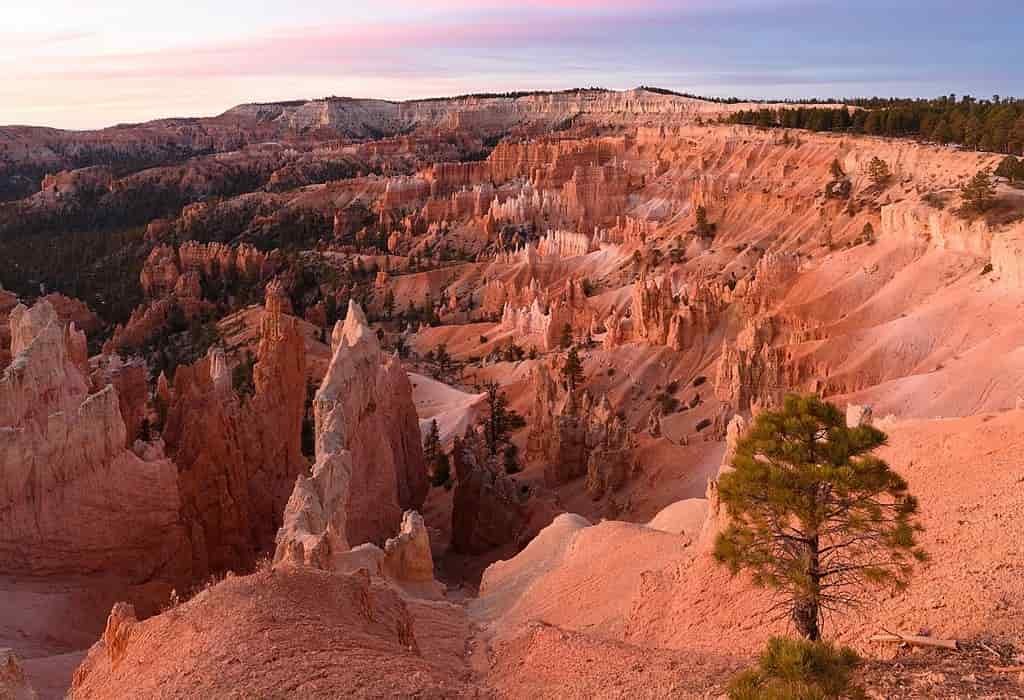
[562,345,584,392]
[503,444,521,474]
[960,170,998,214]
[383,288,395,320]
[867,157,892,188]
[714,394,925,641]
[424,419,441,467]
[482,381,526,456]
[424,419,451,487]
[433,343,453,380]
[931,119,954,144]
[559,322,573,349]
[860,222,875,245]
[995,156,1022,183]
[695,205,716,238]
[432,452,451,488]
[829,158,845,180]
[232,351,257,398]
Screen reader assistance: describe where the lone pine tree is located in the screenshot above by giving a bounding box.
[714,394,925,641]
[961,169,998,213]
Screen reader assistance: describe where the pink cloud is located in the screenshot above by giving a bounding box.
[19,13,628,82]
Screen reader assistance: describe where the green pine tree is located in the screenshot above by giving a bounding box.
[867,157,892,188]
[562,345,584,392]
[728,637,865,700]
[960,169,998,214]
[995,156,1022,183]
[482,381,526,457]
[714,395,925,641]
[559,322,573,349]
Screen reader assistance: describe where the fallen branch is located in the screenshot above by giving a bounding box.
[869,633,959,651]
[979,641,1003,659]
[990,665,1024,673]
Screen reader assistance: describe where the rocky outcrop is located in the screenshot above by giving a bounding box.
[89,353,149,447]
[715,315,786,412]
[631,274,729,352]
[162,283,307,578]
[584,421,635,501]
[0,285,18,369]
[274,301,427,568]
[0,648,36,700]
[451,427,533,555]
[700,413,747,548]
[0,300,188,581]
[525,362,560,461]
[68,566,480,699]
[525,364,637,495]
[382,510,436,585]
[500,298,570,352]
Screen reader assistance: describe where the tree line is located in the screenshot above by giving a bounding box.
[727,94,1024,155]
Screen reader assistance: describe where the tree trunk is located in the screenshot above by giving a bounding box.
[793,596,820,641]
[794,533,822,641]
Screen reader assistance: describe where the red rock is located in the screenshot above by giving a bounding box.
[274,301,427,568]
[0,300,188,582]
[163,283,308,578]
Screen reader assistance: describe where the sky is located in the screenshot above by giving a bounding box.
[2,0,1021,130]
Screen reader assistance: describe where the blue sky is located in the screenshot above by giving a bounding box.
[2,0,1019,129]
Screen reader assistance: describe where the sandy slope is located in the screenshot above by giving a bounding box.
[410,372,487,449]
[472,409,1024,696]
[70,568,482,699]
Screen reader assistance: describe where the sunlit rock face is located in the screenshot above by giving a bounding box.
[275,301,427,569]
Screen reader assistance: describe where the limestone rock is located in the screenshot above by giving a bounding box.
[164,282,308,579]
[700,414,747,548]
[383,510,436,584]
[631,274,728,352]
[715,315,785,412]
[89,353,149,446]
[0,648,37,700]
[0,300,188,581]
[275,301,427,568]
[526,369,637,495]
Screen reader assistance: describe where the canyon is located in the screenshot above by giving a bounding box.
[1,87,1023,698]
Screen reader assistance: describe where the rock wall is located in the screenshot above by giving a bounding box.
[162,283,307,578]
[0,300,188,581]
[525,364,637,497]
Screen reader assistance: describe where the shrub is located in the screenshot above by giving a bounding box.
[728,637,865,700]
[656,393,680,413]
[995,155,1023,183]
